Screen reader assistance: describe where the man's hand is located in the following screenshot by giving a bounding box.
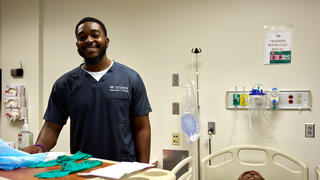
[21,145,44,154]
[20,121,63,154]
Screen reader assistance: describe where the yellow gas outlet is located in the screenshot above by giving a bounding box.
[240,94,249,106]
[172,132,180,145]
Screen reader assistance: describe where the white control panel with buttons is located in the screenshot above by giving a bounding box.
[277,90,310,110]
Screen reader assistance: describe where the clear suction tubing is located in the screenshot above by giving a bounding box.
[249,85,266,118]
[248,84,276,138]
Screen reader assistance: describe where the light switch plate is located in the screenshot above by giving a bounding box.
[172,74,179,86]
[172,102,179,115]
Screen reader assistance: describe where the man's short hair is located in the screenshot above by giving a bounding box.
[75,17,107,37]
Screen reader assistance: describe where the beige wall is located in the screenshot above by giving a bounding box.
[1,0,320,179]
[0,0,41,142]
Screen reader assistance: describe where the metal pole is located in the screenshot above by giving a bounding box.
[191,48,201,180]
[208,136,211,165]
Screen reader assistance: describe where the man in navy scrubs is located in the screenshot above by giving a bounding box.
[22,17,152,163]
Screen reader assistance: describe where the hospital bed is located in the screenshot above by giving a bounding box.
[200,145,308,180]
[171,156,195,180]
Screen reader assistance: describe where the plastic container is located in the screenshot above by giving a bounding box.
[18,119,33,149]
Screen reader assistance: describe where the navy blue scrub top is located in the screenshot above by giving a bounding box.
[44,61,152,161]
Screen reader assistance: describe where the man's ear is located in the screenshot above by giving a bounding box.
[105,37,110,48]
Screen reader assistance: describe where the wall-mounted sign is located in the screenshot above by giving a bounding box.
[264,25,293,64]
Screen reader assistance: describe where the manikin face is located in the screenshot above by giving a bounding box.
[76,21,109,65]
[238,171,265,180]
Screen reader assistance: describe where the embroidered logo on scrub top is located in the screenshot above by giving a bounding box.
[109,86,129,93]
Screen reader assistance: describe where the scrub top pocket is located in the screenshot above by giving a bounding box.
[104,91,130,125]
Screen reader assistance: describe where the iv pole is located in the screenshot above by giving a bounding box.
[191,48,201,180]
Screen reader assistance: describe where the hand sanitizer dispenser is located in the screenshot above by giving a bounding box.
[18,118,33,149]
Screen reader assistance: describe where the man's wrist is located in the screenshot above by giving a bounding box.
[33,144,46,152]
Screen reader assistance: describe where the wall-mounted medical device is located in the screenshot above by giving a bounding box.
[227,86,311,138]
[226,88,311,110]
[3,85,27,121]
[270,88,280,110]
[10,62,23,78]
[248,85,267,118]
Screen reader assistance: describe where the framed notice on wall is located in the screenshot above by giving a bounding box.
[264,25,293,64]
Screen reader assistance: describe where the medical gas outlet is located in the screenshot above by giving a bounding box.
[226,89,311,110]
[3,85,27,121]
[233,87,248,107]
[270,88,279,110]
[233,86,240,106]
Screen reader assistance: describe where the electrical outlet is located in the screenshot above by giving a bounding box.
[305,123,315,138]
[172,132,180,145]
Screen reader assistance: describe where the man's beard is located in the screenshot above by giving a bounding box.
[78,43,107,65]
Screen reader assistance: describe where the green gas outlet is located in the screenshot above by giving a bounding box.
[233,94,240,106]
